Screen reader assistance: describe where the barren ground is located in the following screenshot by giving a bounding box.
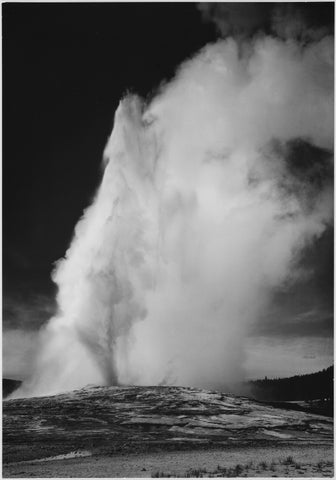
[3,444,334,478]
[3,386,333,477]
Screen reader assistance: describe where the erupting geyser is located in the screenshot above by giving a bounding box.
[13,35,333,398]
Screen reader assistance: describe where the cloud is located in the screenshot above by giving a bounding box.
[251,311,333,339]
[198,3,272,38]
[198,3,333,41]
[3,330,38,380]
[3,294,56,330]
[271,4,331,42]
[245,336,333,379]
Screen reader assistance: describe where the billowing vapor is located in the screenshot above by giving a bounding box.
[13,33,333,398]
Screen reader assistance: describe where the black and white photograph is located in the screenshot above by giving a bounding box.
[2,2,334,478]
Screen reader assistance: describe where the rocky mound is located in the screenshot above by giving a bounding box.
[3,385,333,464]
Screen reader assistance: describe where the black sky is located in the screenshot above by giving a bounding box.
[2,3,334,371]
[3,3,218,307]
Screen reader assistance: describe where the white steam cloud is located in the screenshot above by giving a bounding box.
[13,33,333,398]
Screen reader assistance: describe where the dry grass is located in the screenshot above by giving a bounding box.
[151,456,333,478]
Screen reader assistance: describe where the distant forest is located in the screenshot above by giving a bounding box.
[248,366,333,402]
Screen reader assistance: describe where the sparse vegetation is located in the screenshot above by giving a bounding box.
[151,457,335,478]
[216,464,227,475]
[282,455,294,465]
[152,471,173,478]
[14,455,332,479]
[233,464,244,475]
[185,468,207,478]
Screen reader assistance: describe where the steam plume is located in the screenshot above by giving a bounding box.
[13,33,333,398]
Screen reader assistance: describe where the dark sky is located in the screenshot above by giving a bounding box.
[3,3,217,305]
[3,3,333,379]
